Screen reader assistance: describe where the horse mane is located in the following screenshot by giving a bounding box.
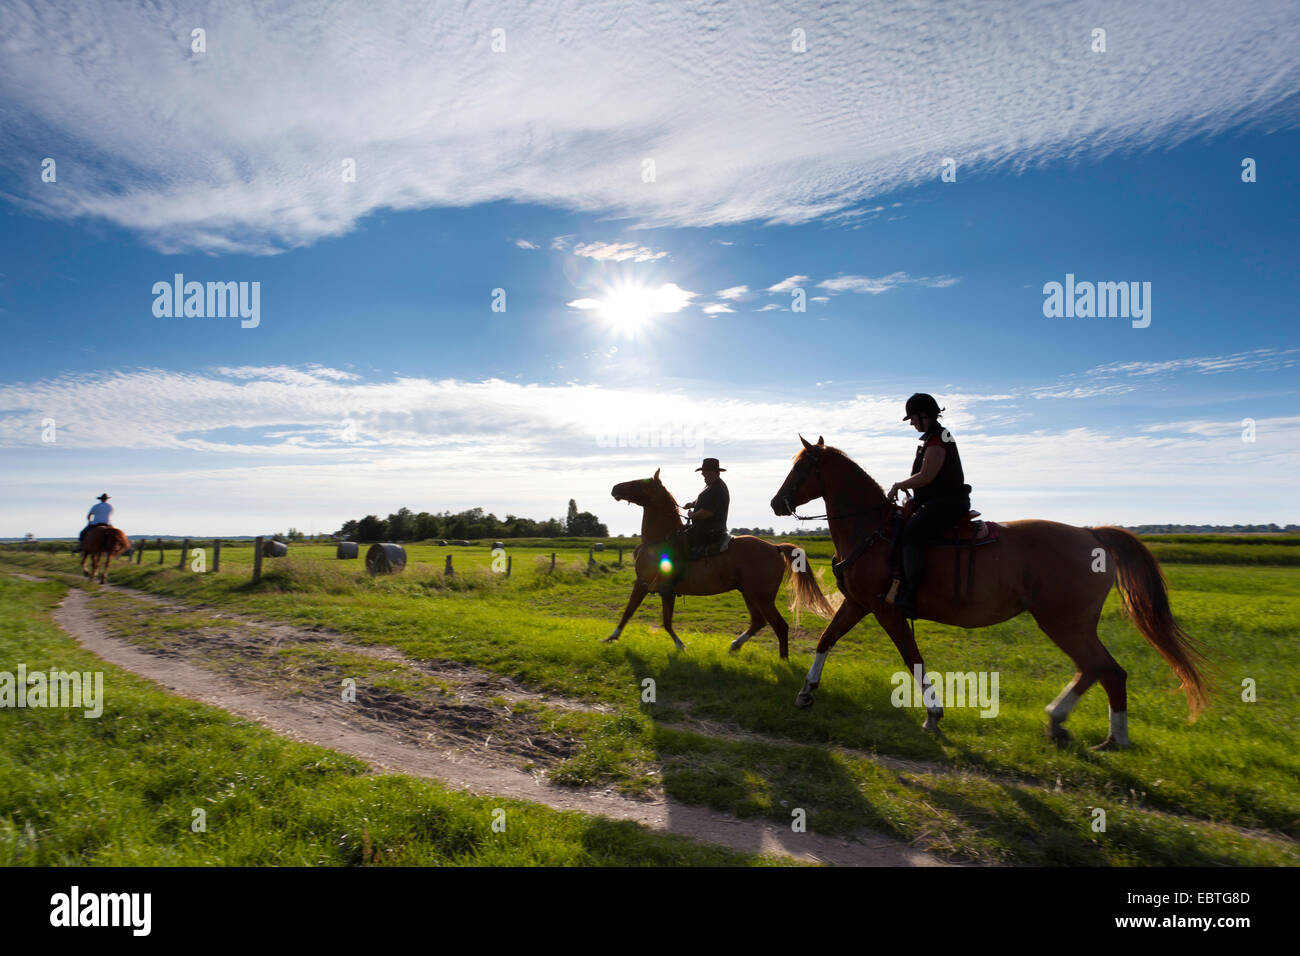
[795,444,887,500]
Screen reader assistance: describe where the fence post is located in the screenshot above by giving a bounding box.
[617,546,623,564]
[135,542,143,564]
[253,536,263,584]
[550,552,556,572]
[157,538,164,564]
[587,547,596,574]
[213,539,221,573]
[506,555,512,578]
[179,538,189,569]
[445,554,454,577]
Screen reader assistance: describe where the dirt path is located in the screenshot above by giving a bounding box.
[43,581,950,867]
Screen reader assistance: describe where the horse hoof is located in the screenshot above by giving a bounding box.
[728,641,743,654]
[602,635,619,644]
[795,681,817,708]
[672,641,686,652]
[1046,722,1072,746]
[1089,736,1127,752]
[922,716,941,734]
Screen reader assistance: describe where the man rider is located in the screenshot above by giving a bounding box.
[80,493,114,552]
[886,395,971,615]
[682,458,730,555]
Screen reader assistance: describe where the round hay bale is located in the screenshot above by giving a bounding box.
[262,539,288,557]
[337,541,359,559]
[593,542,605,552]
[366,542,406,574]
[436,539,448,546]
[456,539,472,547]
[492,541,505,550]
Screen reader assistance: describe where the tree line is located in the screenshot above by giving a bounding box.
[336,499,608,543]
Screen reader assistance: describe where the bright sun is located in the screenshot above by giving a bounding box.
[600,283,658,334]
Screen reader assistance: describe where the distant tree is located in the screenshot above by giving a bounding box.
[356,514,388,542]
[567,510,608,537]
[413,511,440,541]
[565,499,579,533]
[286,528,305,541]
[337,519,360,540]
[387,507,415,541]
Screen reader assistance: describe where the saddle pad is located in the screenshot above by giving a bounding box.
[940,520,1001,545]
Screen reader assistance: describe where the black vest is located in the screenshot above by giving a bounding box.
[912,427,969,505]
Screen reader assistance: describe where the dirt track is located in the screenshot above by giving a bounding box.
[34,576,950,867]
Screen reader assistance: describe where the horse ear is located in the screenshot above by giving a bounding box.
[817,436,825,447]
[653,468,661,481]
[799,434,813,451]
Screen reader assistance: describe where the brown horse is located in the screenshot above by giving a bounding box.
[608,469,835,657]
[770,436,1209,750]
[79,525,131,584]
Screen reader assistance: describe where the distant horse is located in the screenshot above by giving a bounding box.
[79,525,131,584]
[770,436,1209,750]
[608,469,835,658]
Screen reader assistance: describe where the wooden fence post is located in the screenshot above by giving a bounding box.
[617,547,623,564]
[157,538,164,564]
[444,554,454,577]
[506,555,512,578]
[135,543,143,564]
[213,539,221,573]
[253,536,263,583]
[550,552,556,572]
[179,538,189,569]
[587,547,595,573]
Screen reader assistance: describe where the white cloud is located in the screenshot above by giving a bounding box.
[1086,348,1300,378]
[766,275,808,293]
[566,282,696,315]
[9,1,1289,253]
[514,239,538,249]
[572,241,668,262]
[818,273,959,294]
[756,303,781,311]
[716,285,748,300]
[702,303,734,314]
[3,366,1297,536]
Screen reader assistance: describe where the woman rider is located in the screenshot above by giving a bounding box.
[886,394,972,615]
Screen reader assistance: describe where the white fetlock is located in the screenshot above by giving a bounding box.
[1109,709,1130,748]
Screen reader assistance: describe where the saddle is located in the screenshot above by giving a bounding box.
[688,534,732,560]
[938,511,1000,546]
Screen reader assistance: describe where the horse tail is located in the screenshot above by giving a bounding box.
[776,544,837,618]
[1089,526,1210,721]
[112,528,131,556]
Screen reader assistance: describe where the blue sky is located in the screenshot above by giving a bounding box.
[1,1,1297,537]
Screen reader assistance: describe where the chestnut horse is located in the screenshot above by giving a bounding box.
[771,437,1209,750]
[79,525,131,584]
[608,469,835,657]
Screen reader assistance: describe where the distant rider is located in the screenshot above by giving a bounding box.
[80,493,114,552]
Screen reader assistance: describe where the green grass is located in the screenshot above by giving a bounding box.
[3,532,1298,866]
[0,575,772,866]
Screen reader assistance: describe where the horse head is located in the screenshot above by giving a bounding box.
[771,435,827,516]
[612,468,667,508]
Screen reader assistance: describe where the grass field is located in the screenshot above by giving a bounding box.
[2,533,1297,866]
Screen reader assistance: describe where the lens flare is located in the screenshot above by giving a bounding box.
[659,554,673,574]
